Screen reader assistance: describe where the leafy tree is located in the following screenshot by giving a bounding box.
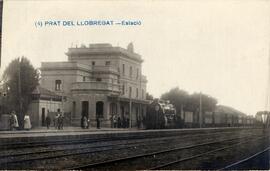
[146,92,154,100]
[161,87,218,114]
[188,93,218,112]
[160,87,189,114]
[2,57,39,129]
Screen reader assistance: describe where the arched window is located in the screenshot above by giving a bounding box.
[55,80,62,91]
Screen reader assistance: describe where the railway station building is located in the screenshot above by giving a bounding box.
[39,43,148,128]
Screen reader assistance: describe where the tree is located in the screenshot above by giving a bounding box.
[146,92,154,100]
[2,57,39,129]
[160,87,189,114]
[161,87,218,114]
[188,93,218,112]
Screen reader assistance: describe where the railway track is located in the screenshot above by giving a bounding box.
[0,128,264,169]
[0,128,238,150]
[0,130,239,158]
[65,134,267,170]
[1,131,254,167]
[219,146,270,170]
[1,128,251,158]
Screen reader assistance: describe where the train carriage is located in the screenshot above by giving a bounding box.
[145,100,255,129]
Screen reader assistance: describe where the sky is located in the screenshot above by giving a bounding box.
[2,0,270,115]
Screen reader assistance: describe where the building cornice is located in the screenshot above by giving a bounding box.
[66,46,143,63]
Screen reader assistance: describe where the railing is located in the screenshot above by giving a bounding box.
[71,81,121,92]
[41,62,90,71]
[92,65,119,73]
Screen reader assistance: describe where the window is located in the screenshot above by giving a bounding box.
[122,84,125,95]
[55,80,62,91]
[83,76,86,82]
[129,66,132,78]
[142,89,144,99]
[72,101,76,118]
[92,61,95,66]
[122,64,125,75]
[105,61,110,66]
[136,88,138,98]
[136,68,139,79]
[96,78,102,82]
[129,87,132,98]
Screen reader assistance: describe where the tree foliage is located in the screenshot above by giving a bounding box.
[146,92,154,100]
[2,57,39,128]
[160,87,189,114]
[161,87,218,114]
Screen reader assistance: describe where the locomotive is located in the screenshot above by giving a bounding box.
[144,99,176,129]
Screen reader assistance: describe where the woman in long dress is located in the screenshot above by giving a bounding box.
[10,111,19,130]
[83,116,88,129]
[24,115,31,130]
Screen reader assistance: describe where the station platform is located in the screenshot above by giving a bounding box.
[0,127,256,141]
[0,126,137,138]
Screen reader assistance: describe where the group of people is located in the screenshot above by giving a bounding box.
[9,111,32,131]
[45,112,64,130]
[81,116,101,129]
[111,115,130,128]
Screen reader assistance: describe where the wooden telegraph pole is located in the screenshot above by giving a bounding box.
[18,57,23,129]
[199,92,202,128]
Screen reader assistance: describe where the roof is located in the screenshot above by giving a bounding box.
[215,105,246,116]
[32,86,62,99]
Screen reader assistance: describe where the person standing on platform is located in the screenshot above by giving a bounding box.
[58,113,64,130]
[54,113,59,129]
[113,115,117,128]
[10,111,19,131]
[122,116,126,128]
[96,117,100,129]
[24,114,31,130]
[117,117,121,128]
[9,112,15,130]
[83,116,88,129]
[127,117,130,128]
[87,118,90,129]
[45,115,51,129]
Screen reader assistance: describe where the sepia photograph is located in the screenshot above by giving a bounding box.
[0,0,270,170]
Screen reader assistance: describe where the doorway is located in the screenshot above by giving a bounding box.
[41,108,45,126]
[96,101,104,118]
[81,101,89,118]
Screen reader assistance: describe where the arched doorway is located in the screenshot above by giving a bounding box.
[96,101,104,118]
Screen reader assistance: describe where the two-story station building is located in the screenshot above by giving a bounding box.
[35,43,148,128]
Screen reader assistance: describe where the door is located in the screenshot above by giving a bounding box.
[96,101,104,118]
[41,108,45,126]
[81,101,89,118]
